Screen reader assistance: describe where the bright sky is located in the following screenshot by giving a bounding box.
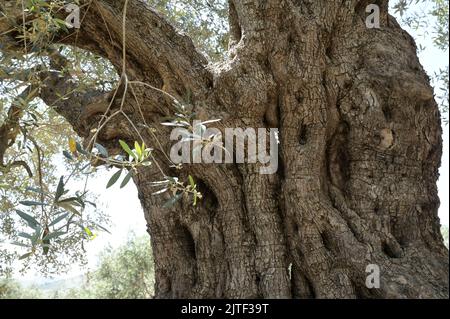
[10,3,450,282]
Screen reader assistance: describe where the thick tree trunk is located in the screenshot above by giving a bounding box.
[1,0,448,298]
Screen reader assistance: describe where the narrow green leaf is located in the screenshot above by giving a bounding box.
[85,200,97,208]
[19,252,33,260]
[57,202,81,216]
[107,169,123,188]
[95,143,109,158]
[84,227,93,237]
[48,212,69,227]
[76,142,88,155]
[53,18,68,30]
[58,197,80,204]
[63,150,73,160]
[43,231,66,241]
[119,140,137,160]
[31,226,42,245]
[120,170,133,188]
[11,241,30,248]
[25,187,44,194]
[188,175,195,188]
[93,223,110,234]
[134,141,142,158]
[55,176,65,201]
[83,227,97,240]
[193,193,198,206]
[42,242,50,255]
[16,210,40,228]
[18,232,33,240]
[19,200,46,207]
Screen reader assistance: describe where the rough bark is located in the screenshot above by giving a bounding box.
[1,0,448,298]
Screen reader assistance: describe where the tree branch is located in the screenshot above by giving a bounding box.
[1,0,213,99]
[0,85,37,177]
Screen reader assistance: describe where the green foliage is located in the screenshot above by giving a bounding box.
[0,278,43,299]
[0,22,113,274]
[393,0,448,50]
[150,175,202,208]
[0,233,154,299]
[6,143,110,262]
[392,0,449,120]
[147,0,229,61]
[64,233,154,299]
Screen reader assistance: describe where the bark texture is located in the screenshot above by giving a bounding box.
[1,0,448,298]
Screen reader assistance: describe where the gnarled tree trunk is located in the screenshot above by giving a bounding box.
[1,0,448,298]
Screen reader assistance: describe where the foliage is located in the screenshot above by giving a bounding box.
[63,233,154,299]
[0,233,154,299]
[0,0,212,276]
[147,0,229,61]
[392,0,449,120]
[393,0,448,51]
[0,278,43,299]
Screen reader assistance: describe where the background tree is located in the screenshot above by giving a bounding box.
[0,278,42,299]
[0,0,448,298]
[0,233,154,299]
[64,233,154,299]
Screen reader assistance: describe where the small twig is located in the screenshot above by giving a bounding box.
[8,160,33,177]
[28,135,48,225]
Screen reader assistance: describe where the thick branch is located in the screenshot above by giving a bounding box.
[1,0,212,101]
[1,0,217,147]
[0,85,37,176]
